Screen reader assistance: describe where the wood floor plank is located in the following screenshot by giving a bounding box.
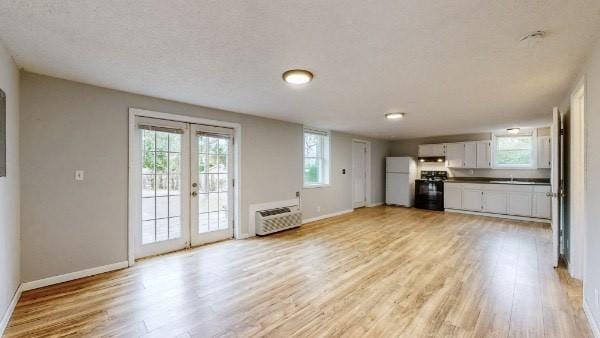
[3,206,592,337]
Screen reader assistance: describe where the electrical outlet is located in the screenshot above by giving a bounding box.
[316,206,321,212]
[75,170,85,181]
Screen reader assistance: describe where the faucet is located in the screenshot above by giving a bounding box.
[510,175,514,182]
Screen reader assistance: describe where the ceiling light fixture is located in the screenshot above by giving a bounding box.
[282,69,313,85]
[507,128,520,134]
[385,112,405,120]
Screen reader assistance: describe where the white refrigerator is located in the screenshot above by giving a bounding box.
[386,157,417,207]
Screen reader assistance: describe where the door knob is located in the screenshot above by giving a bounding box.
[191,191,198,197]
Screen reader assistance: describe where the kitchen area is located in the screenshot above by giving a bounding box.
[385,127,553,222]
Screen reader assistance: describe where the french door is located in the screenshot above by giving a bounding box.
[190,125,234,246]
[134,117,234,258]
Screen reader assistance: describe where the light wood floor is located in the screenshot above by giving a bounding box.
[5,207,592,337]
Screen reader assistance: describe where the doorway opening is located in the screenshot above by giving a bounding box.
[352,139,371,209]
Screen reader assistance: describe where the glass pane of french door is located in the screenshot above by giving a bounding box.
[141,129,182,243]
[197,135,230,232]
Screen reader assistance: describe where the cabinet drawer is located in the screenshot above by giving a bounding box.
[462,183,483,190]
[502,184,533,193]
[533,185,551,193]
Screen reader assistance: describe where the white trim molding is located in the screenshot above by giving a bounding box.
[367,202,383,208]
[445,209,551,224]
[0,283,22,335]
[584,300,600,338]
[22,261,129,291]
[568,77,587,280]
[302,209,354,224]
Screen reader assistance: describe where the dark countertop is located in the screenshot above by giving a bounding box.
[444,177,551,186]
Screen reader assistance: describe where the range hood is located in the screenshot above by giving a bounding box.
[418,156,446,163]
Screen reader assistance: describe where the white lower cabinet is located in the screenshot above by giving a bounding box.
[507,192,533,217]
[532,186,552,219]
[462,189,483,211]
[443,182,550,220]
[444,183,463,209]
[483,190,508,214]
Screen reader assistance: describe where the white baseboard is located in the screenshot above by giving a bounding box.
[0,283,22,335]
[22,261,129,291]
[367,202,383,207]
[444,209,551,224]
[584,300,600,338]
[302,209,354,224]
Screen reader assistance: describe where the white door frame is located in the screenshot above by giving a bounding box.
[128,108,242,266]
[351,139,372,207]
[569,77,586,279]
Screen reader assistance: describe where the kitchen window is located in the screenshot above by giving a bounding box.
[303,128,330,187]
[492,129,537,169]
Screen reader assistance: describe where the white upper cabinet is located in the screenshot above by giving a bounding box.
[464,142,477,168]
[445,143,466,168]
[476,141,492,168]
[537,136,551,169]
[418,144,445,157]
[444,141,491,169]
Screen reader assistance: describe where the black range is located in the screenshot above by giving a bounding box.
[414,171,448,211]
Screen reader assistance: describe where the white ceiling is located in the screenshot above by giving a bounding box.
[1,1,599,139]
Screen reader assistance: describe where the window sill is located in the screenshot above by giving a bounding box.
[303,184,331,189]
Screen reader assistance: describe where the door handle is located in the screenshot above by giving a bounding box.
[546,192,558,198]
[191,191,198,197]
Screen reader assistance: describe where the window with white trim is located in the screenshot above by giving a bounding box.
[303,128,330,187]
[493,129,537,169]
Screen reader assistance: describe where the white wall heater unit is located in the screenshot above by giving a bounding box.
[255,206,302,235]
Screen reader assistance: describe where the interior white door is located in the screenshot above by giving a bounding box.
[352,141,367,208]
[190,125,234,246]
[134,117,190,258]
[551,107,561,267]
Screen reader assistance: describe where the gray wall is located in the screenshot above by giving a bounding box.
[563,35,600,331]
[389,130,551,179]
[19,72,388,282]
[0,43,20,324]
[301,134,388,219]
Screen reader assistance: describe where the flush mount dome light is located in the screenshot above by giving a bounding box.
[507,128,520,134]
[282,69,313,85]
[385,112,405,120]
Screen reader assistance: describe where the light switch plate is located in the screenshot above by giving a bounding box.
[75,170,85,181]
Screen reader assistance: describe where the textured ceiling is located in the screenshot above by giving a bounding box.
[1,1,599,139]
